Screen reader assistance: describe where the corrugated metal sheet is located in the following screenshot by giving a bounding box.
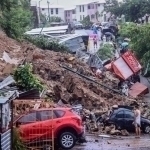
[0,76,15,90]
[1,129,11,150]
[18,89,41,99]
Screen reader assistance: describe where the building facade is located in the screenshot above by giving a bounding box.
[32,0,107,23]
[75,0,106,22]
[64,7,76,22]
[40,5,65,21]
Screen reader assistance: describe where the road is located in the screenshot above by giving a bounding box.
[73,134,150,150]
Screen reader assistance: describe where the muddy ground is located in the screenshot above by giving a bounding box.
[73,134,150,150]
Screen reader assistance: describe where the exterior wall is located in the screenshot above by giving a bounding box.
[40,7,65,21]
[65,9,76,22]
[65,10,72,22]
[97,3,105,22]
[76,5,88,22]
[87,3,98,22]
[75,2,105,22]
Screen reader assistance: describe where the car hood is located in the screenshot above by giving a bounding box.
[141,117,150,124]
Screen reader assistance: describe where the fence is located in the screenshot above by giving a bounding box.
[13,99,55,150]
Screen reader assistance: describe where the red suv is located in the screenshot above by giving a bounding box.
[14,107,86,149]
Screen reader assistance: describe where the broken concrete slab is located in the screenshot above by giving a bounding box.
[129,82,149,98]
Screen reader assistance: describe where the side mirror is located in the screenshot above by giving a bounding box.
[16,122,21,127]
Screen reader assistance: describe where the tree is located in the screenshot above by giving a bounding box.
[81,15,92,27]
[0,0,32,39]
[105,0,150,22]
[95,11,100,21]
[49,16,62,22]
[119,23,150,75]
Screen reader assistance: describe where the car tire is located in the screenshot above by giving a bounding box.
[59,132,76,149]
[144,125,150,134]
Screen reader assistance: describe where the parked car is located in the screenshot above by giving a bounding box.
[74,22,83,29]
[14,107,86,149]
[104,107,150,133]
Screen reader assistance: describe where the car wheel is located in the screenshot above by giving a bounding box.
[59,132,76,149]
[144,125,150,134]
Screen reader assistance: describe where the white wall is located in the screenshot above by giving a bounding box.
[41,8,65,21]
[97,3,105,22]
[76,5,88,22]
[72,14,76,21]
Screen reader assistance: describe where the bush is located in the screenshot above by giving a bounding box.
[13,128,26,150]
[97,43,115,60]
[24,35,69,52]
[13,64,43,91]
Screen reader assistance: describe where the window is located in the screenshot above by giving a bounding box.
[98,4,100,6]
[51,8,53,14]
[18,112,37,123]
[40,110,57,121]
[80,15,82,21]
[42,8,45,11]
[91,4,94,9]
[124,111,134,118]
[83,15,85,19]
[66,12,67,17]
[88,5,90,9]
[56,8,58,14]
[82,5,84,12]
[72,10,75,14]
[68,12,70,17]
[116,111,124,118]
[79,5,81,12]
[55,110,65,118]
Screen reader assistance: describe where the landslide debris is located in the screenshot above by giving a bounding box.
[0,31,145,114]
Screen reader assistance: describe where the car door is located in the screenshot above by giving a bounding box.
[17,112,37,141]
[115,110,125,129]
[36,110,57,140]
[124,110,135,132]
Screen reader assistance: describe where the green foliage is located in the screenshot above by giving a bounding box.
[49,16,62,22]
[97,43,114,60]
[14,63,43,91]
[105,0,150,22]
[24,35,69,52]
[119,23,150,74]
[81,15,93,27]
[13,128,26,150]
[0,0,32,39]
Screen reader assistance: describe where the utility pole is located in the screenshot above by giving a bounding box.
[39,0,42,26]
[47,0,50,22]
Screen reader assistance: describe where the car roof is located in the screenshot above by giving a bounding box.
[35,107,71,111]
[113,108,133,114]
[14,107,71,122]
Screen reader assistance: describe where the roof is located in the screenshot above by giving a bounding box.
[39,5,64,9]
[0,91,17,104]
[25,25,68,34]
[64,7,76,11]
[76,0,105,6]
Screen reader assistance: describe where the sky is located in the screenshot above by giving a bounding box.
[35,0,97,8]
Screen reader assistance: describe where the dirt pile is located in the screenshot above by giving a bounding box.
[0,31,138,112]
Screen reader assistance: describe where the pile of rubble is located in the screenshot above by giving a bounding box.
[0,31,143,113]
